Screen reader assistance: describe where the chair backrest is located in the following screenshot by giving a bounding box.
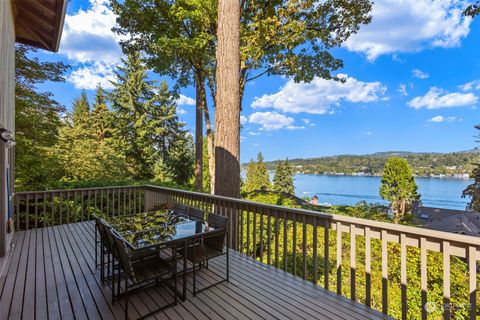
[205,214,229,251]
[187,207,205,221]
[111,232,136,281]
[101,220,115,252]
[173,203,188,215]
[207,213,229,229]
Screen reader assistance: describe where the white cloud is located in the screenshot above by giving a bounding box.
[176,95,195,106]
[408,87,478,109]
[363,131,373,135]
[68,62,116,90]
[60,0,125,89]
[428,115,461,122]
[412,69,430,79]
[248,112,294,131]
[344,0,472,60]
[240,115,248,125]
[177,107,187,115]
[302,118,316,127]
[251,74,386,114]
[460,80,480,91]
[398,84,408,96]
[248,131,261,136]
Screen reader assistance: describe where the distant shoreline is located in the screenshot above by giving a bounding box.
[292,172,473,180]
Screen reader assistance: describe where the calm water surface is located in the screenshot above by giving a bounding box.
[293,174,472,210]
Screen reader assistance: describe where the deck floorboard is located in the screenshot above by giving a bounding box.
[1,222,392,320]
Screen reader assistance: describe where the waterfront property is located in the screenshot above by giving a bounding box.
[1,1,480,319]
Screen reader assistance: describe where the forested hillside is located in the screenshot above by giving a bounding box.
[264,151,480,177]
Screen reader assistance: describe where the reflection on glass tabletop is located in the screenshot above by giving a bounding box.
[103,209,193,234]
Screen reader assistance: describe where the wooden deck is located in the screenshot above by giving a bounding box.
[0,221,391,320]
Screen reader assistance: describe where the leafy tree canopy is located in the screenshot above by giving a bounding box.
[273,159,295,194]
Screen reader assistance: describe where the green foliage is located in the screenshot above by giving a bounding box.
[464,1,480,18]
[56,87,127,182]
[243,152,271,193]
[379,158,420,223]
[263,151,480,177]
[110,52,193,182]
[14,44,69,191]
[273,159,294,194]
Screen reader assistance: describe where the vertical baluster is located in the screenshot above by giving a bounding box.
[443,241,450,320]
[55,192,59,226]
[275,211,279,269]
[26,194,30,230]
[283,211,288,272]
[421,237,428,320]
[133,188,136,214]
[468,246,477,320]
[336,221,342,295]
[365,226,371,307]
[246,208,251,257]
[106,189,110,216]
[400,234,407,320]
[239,205,244,254]
[87,190,91,220]
[117,188,121,215]
[259,207,264,262]
[324,219,330,290]
[80,190,84,222]
[66,191,70,224]
[34,193,38,229]
[312,217,318,285]
[350,224,356,301]
[94,189,98,214]
[253,208,257,260]
[43,193,47,227]
[293,213,297,276]
[302,215,307,280]
[267,209,272,265]
[123,188,126,215]
[100,189,104,214]
[381,230,388,315]
[15,195,20,230]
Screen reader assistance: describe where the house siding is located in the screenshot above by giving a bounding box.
[0,0,16,264]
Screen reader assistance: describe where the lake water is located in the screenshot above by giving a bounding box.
[293,174,473,210]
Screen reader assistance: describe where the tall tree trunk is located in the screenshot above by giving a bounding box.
[194,72,204,191]
[203,98,215,193]
[214,0,241,198]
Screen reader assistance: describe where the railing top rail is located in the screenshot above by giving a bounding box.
[14,184,143,196]
[145,184,480,246]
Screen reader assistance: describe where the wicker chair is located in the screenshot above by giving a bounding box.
[179,213,229,295]
[187,207,205,221]
[111,233,177,320]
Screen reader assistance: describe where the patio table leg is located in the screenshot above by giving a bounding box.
[182,240,187,301]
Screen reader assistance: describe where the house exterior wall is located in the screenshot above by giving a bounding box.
[0,0,16,266]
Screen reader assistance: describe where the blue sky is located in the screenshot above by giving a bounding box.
[33,0,480,163]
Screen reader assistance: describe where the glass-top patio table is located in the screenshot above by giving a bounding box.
[102,209,224,300]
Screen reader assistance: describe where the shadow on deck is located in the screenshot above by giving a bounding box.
[0,221,390,319]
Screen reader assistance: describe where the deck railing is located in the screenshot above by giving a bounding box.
[14,184,480,319]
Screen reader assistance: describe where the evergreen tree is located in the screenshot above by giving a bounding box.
[244,153,271,193]
[110,52,193,185]
[273,159,295,194]
[14,44,69,190]
[56,89,126,182]
[379,157,420,223]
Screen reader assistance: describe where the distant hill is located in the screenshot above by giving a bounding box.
[261,151,480,178]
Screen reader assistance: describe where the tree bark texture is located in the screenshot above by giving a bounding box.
[194,72,204,191]
[214,0,241,198]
